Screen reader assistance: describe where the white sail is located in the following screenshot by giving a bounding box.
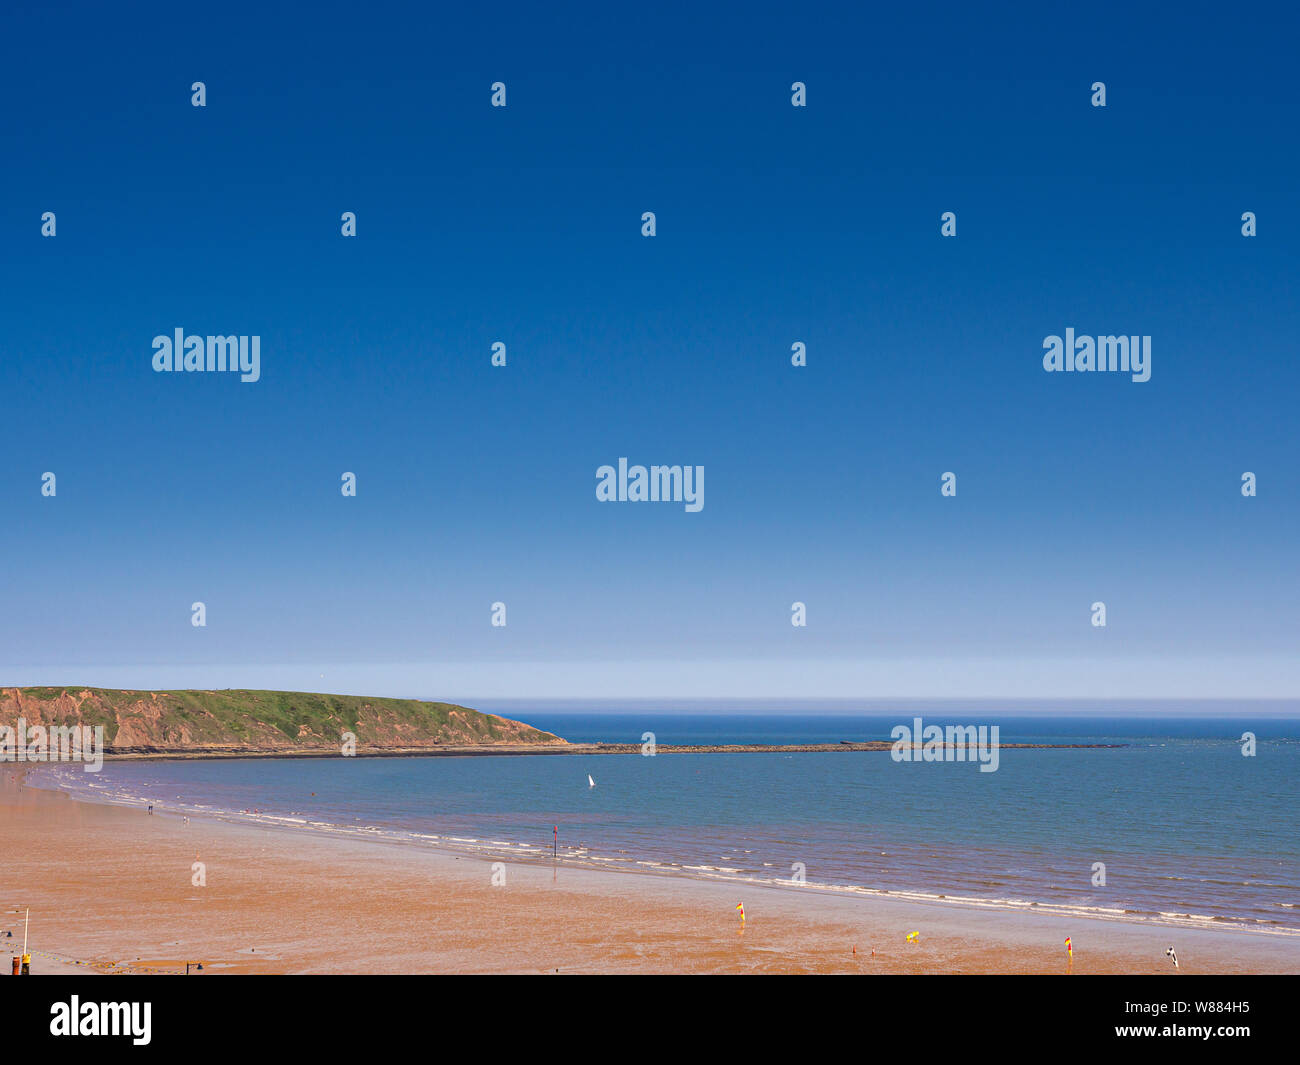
[587,774,596,788]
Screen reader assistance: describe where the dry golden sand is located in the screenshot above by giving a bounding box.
[2,765,1297,974]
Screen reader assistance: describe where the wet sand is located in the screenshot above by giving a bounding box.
[2,765,1296,974]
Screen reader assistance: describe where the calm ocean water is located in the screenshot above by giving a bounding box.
[44,710,1300,935]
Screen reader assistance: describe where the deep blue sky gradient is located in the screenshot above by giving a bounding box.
[1,2,1296,698]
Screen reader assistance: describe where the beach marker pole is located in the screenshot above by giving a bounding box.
[20,910,29,973]
[553,825,557,859]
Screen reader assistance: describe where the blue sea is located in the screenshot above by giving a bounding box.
[43,705,1300,936]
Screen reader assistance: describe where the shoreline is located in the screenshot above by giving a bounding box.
[9,740,1126,762]
[5,764,1298,974]
[35,762,1300,941]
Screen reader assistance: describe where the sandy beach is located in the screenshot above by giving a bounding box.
[1,763,1295,975]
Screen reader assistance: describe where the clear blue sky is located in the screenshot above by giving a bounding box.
[2,2,1296,700]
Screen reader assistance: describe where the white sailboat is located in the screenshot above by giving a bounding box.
[587,774,596,788]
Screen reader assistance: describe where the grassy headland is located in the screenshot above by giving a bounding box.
[0,687,564,754]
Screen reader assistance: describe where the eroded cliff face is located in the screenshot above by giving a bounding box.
[0,687,564,752]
